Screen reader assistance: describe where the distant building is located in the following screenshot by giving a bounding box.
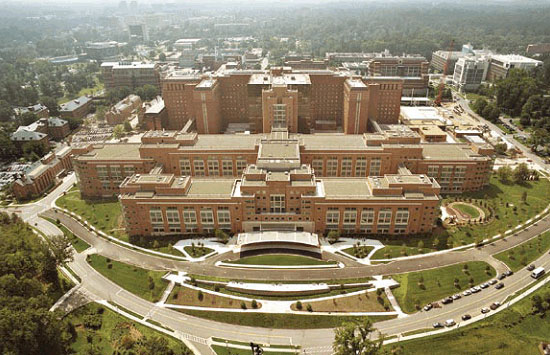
[46,117,71,140]
[85,41,127,60]
[284,59,328,70]
[10,117,70,149]
[14,104,49,119]
[105,95,142,126]
[101,62,160,90]
[128,23,149,42]
[12,145,72,200]
[367,56,430,96]
[174,39,202,51]
[59,96,93,119]
[526,43,550,56]
[431,44,493,74]
[325,50,390,65]
[486,55,543,81]
[142,96,167,130]
[453,56,490,91]
[243,48,264,69]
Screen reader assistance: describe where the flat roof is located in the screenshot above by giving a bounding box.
[186,179,235,197]
[323,178,371,198]
[77,144,142,161]
[421,144,478,160]
[179,134,259,151]
[300,134,367,150]
[237,231,320,247]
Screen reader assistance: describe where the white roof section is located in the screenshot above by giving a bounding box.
[400,106,449,124]
[491,54,542,65]
[236,231,320,247]
[227,282,329,293]
[11,126,47,141]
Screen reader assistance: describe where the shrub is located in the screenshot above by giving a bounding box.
[107,263,113,269]
[296,301,303,310]
[198,290,204,301]
[306,303,313,312]
[241,301,247,310]
[251,300,258,309]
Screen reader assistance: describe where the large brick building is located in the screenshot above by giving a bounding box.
[366,56,430,97]
[73,121,494,238]
[161,67,403,134]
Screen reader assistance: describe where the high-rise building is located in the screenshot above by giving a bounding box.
[101,62,160,90]
[452,57,490,92]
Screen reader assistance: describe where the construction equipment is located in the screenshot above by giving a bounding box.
[434,39,455,106]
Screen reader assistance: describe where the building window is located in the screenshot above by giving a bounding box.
[200,208,214,225]
[440,166,454,184]
[97,165,108,180]
[395,208,409,225]
[179,159,191,175]
[183,207,197,233]
[326,158,338,177]
[150,207,164,234]
[378,208,392,225]
[208,160,219,176]
[311,159,323,175]
[326,208,340,228]
[454,166,467,185]
[369,158,381,176]
[236,159,247,174]
[360,208,375,233]
[193,160,205,176]
[110,166,122,181]
[355,157,367,177]
[273,104,287,129]
[343,208,357,231]
[166,207,180,224]
[427,165,439,178]
[341,157,352,177]
[217,207,231,229]
[222,160,233,176]
[123,165,135,176]
[270,195,285,213]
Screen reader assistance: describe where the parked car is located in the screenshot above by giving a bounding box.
[480,283,489,289]
[445,319,456,327]
[441,297,453,304]
[481,307,490,314]
[489,279,498,285]
[471,286,481,293]
[490,302,501,310]
[423,304,433,311]
[462,290,472,296]
[495,282,505,290]
[498,274,507,280]
[452,294,462,300]
[504,270,513,277]
[527,264,536,271]
[462,314,472,321]
[433,322,444,328]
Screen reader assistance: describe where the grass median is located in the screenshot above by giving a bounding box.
[392,261,496,313]
[168,285,259,309]
[227,254,336,266]
[44,216,90,253]
[87,254,167,302]
[494,231,550,272]
[178,309,396,329]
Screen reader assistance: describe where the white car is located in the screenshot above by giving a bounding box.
[462,290,472,296]
[444,319,456,327]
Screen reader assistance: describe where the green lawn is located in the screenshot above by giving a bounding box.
[494,231,550,272]
[56,189,129,242]
[385,283,550,355]
[178,309,395,329]
[371,245,435,260]
[67,303,190,355]
[58,76,104,104]
[392,261,495,313]
[342,246,374,258]
[228,254,337,266]
[184,245,215,257]
[43,216,90,253]
[87,254,167,302]
[453,202,481,219]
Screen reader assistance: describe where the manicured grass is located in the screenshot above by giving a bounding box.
[392,261,495,313]
[178,309,396,329]
[228,254,337,266]
[44,216,90,253]
[385,283,550,355]
[167,285,259,309]
[187,274,373,285]
[197,283,369,301]
[371,245,435,259]
[56,189,129,242]
[494,231,550,272]
[212,346,290,355]
[67,303,189,355]
[87,254,167,302]
[342,245,374,258]
[373,177,550,258]
[184,245,215,257]
[291,291,392,312]
[453,202,481,219]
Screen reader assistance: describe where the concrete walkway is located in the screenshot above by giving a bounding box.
[324,238,385,265]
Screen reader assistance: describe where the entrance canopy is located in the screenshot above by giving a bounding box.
[236,231,320,248]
